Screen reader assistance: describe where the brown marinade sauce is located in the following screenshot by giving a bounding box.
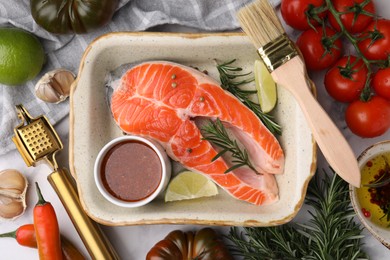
[101,140,162,202]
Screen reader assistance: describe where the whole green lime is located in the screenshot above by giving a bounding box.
[0,27,45,86]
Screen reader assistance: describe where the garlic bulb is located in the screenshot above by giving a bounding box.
[35,69,75,103]
[0,169,28,220]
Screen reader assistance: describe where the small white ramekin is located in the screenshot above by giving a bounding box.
[94,135,171,208]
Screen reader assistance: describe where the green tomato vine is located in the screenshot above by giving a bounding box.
[309,0,389,101]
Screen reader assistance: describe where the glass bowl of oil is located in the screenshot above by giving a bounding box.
[350,140,390,249]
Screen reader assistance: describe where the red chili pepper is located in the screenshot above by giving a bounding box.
[0,224,85,260]
[0,224,37,248]
[34,182,63,260]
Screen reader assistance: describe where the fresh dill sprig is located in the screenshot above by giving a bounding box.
[216,59,281,135]
[226,169,368,260]
[202,118,260,175]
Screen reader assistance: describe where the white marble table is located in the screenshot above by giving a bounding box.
[1,1,390,258]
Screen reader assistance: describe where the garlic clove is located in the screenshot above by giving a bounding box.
[0,169,27,196]
[0,169,28,221]
[35,69,75,103]
[0,195,25,219]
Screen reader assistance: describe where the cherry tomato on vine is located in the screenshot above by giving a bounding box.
[296,26,343,71]
[373,67,390,100]
[324,56,368,102]
[328,0,375,34]
[358,19,390,61]
[345,95,390,138]
[281,0,327,31]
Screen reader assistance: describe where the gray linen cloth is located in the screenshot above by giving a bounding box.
[0,0,280,155]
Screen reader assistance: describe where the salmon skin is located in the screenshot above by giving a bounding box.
[111,61,284,205]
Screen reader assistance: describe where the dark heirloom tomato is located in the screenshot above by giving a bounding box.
[358,19,390,61]
[328,0,375,34]
[30,0,119,34]
[146,228,233,260]
[296,26,343,71]
[324,56,368,102]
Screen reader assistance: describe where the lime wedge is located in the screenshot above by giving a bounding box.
[164,171,218,202]
[254,59,277,113]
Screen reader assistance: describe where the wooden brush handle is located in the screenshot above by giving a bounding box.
[271,56,360,187]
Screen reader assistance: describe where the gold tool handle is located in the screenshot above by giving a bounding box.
[48,168,119,260]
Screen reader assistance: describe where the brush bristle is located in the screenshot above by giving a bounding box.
[237,0,285,49]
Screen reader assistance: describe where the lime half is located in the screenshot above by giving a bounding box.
[254,59,277,113]
[164,171,218,202]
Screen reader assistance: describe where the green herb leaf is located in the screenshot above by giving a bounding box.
[216,59,281,135]
[201,118,260,175]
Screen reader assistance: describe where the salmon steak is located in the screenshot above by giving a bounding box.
[111,61,284,205]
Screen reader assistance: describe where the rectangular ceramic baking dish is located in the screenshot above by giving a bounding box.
[69,32,316,226]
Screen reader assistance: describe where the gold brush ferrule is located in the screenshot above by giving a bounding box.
[257,33,299,72]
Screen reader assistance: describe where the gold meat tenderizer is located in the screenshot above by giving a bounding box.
[12,104,119,260]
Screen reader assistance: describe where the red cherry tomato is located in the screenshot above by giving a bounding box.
[358,19,390,61]
[373,67,390,100]
[328,0,375,34]
[345,95,390,138]
[297,26,343,71]
[281,0,327,31]
[324,56,368,102]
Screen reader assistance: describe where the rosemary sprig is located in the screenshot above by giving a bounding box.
[226,169,368,260]
[202,118,259,174]
[216,59,282,135]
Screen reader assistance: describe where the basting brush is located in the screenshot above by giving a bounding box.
[237,0,360,187]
